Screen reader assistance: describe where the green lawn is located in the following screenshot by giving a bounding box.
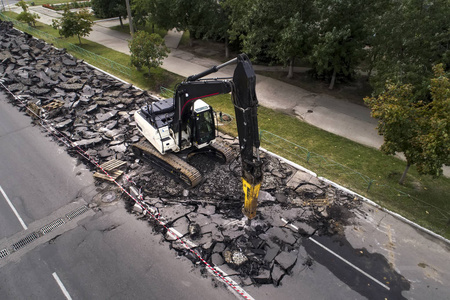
[2,12,449,239]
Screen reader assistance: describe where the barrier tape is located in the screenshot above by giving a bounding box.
[0,82,254,300]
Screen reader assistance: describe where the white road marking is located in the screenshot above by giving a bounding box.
[309,237,390,290]
[281,218,299,231]
[52,272,73,300]
[0,185,28,230]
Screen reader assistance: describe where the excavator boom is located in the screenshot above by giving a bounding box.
[231,54,263,219]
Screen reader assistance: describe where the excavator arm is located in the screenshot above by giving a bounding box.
[231,54,263,219]
[173,54,263,219]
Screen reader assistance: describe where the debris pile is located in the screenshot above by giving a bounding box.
[0,21,362,287]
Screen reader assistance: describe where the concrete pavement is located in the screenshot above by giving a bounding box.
[7,4,449,176]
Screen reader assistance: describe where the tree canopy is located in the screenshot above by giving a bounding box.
[128,30,169,72]
[130,0,449,92]
[91,0,128,27]
[368,0,450,99]
[15,0,40,27]
[227,0,317,78]
[52,8,94,45]
[364,64,450,184]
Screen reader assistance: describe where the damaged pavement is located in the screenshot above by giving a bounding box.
[0,20,412,296]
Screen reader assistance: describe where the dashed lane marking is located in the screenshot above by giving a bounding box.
[308,237,390,290]
[0,185,28,230]
[52,272,73,300]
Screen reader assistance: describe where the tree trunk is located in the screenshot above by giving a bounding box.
[367,52,378,80]
[225,36,229,58]
[287,57,295,79]
[399,163,411,185]
[189,37,193,47]
[152,23,155,34]
[119,16,123,29]
[78,35,82,45]
[329,69,337,90]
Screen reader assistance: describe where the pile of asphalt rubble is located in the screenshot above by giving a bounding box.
[0,21,363,287]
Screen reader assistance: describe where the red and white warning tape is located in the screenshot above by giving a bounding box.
[0,82,254,300]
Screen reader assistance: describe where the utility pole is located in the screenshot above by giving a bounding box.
[125,0,134,36]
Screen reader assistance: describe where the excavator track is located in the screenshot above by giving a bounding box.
[132,140,202,188]
[210,140,234,164]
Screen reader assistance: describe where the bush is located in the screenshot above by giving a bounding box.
[128,31,170,72]
[43,1,91,11]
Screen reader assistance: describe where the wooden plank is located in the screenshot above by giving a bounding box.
[43,100,64,111]
[99,159,126,171]
[93,170,123,181]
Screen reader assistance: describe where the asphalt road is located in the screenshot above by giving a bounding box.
[0,91,237,300]
[0,92,93,239]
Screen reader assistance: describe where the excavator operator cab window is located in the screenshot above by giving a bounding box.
[193,106,215,146]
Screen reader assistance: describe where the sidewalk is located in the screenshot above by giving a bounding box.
[10,5,449,176]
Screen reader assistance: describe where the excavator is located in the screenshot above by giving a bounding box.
[132,54,262,219]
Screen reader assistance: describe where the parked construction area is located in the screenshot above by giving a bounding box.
[1,21,449,300]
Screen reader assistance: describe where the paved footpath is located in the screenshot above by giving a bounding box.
[7,5,449,176]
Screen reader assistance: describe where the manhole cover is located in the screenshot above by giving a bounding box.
[101,191,117,203]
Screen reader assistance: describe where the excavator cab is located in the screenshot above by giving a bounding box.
[192,100,215,148]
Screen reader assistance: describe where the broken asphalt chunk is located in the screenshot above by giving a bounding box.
[275,250,298,271]
[73,137,102,147]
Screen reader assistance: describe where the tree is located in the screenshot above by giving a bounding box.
[227,0,317,78]
[91,0,128,28]
[131,0,153,30]
[309,0,369,89]
[276,8,318,78]
[171,0,219,46]
[15,0,40,27]
[131,0,175,32]
[131,0,231,56]
[364,64,450,184]
[368,0,450,99]
[200,0,231,58]
[52,8,94,45]
[128,31,169,72]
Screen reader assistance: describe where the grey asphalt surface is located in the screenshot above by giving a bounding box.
[0,206,238,300]
[0,93,93,239]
